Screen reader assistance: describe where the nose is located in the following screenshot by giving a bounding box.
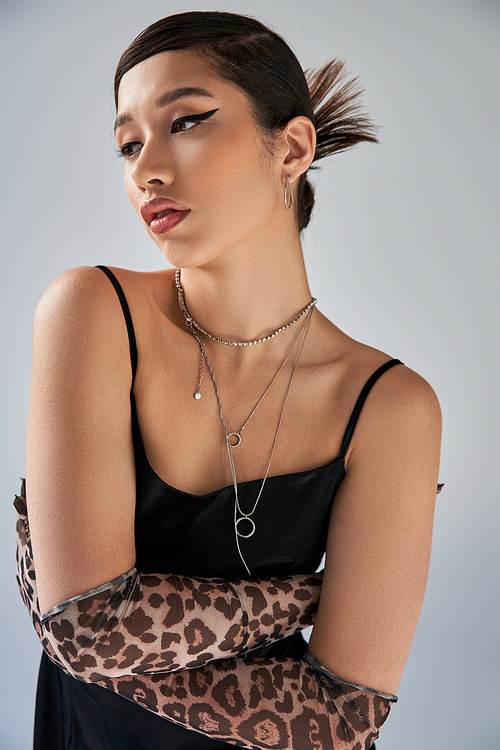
[130,140,174,194]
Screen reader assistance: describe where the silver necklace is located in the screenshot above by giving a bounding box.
[223,319,308,448]
[204,305,315,575]
[175,268,317,398]
[187,301,315,448]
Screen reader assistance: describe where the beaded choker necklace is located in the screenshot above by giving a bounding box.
[175,268,317,398]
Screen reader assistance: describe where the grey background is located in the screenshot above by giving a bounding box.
[1,0,498,748]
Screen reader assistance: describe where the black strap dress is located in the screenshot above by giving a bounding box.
[33,266,403,749]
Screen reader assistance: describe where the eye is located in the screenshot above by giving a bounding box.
[116,142,142,159]
[170,108,219,134]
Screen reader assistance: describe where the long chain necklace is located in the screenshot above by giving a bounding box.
[203,306,315,575]
[174,269,317,574]
[175,268,317,399]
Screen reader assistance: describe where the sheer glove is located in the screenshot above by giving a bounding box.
[94,651,396,749]
[15,485,321,679]
[16,485,396,749]
[15,487,395,749]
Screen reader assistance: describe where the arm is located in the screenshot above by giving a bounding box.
[16,505,393,750]
[95,653,395,750]
[308,364,441,696]
[16,489,321,676]
[20,267,320,676]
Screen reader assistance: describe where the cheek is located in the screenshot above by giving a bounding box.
[194,133,276,214]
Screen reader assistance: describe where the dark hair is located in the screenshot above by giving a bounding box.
[115,11,378,232]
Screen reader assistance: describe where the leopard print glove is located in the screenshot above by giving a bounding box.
[16,489,396,748]
[15,488,321,680]
[93,652,396,749]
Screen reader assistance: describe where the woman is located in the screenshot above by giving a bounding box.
[15,10,442,750]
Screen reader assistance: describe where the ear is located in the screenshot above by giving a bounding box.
[281,116,316,186]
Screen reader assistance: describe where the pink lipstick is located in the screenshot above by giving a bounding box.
[150,210,189,235]
[140,198,190,236]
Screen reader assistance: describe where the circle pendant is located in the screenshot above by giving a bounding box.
[227,432,242,448]
[235,516,255,538]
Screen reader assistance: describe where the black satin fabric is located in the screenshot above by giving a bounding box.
[132,395,345,579]
[34,395,346,750]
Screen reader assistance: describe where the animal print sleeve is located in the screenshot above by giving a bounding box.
[93,651,396,749]
[16,490,396,749]
[15,487,321,679]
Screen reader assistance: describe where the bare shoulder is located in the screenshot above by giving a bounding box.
[33,264,167,342]
[344,353,442,471]
[32,266,136,385]
[32,264,179,379]
[35,265,122,329]
[366,358,441,426]
[362,359,441,422]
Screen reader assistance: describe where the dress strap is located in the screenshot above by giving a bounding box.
[339,359,404,459]
[95,265,138,390]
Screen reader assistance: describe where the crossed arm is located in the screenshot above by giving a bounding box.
[16,492,394,749]
[19,268,441,749]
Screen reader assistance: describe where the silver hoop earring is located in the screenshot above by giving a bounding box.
[284,175,294,211]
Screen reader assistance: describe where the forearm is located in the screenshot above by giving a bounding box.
[15,487,321,678]
[17,492,395,748]
[93,652,395,750]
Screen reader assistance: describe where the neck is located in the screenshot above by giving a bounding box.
[177,232,312,344]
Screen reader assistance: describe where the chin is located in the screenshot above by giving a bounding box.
[156,242,217,271]
[155,235,233,271]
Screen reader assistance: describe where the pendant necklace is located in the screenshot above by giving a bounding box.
[174,268,317,575]
[203,305,315,575]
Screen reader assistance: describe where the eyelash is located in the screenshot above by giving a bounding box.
[116,108,219,159]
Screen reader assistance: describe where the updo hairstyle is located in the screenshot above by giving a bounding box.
[115,11,377,232]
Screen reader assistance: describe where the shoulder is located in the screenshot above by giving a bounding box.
[32,266,135,381]
[368,361,441,431]
[317,314,441,420]
[33,264,170,336]
[361,360,441,420]
[32,265,178,376]
[346,357,442,465]
[35,266,120,327]
[307,315,441,457]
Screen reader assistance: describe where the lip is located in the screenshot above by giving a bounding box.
[150,210,189,235]
[140,197,191,234]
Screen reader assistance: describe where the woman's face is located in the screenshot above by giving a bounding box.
[115,49,286,269]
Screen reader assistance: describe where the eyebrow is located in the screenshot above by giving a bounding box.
[114,87,216,134]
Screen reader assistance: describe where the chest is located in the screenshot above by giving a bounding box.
[132,343,350,495]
